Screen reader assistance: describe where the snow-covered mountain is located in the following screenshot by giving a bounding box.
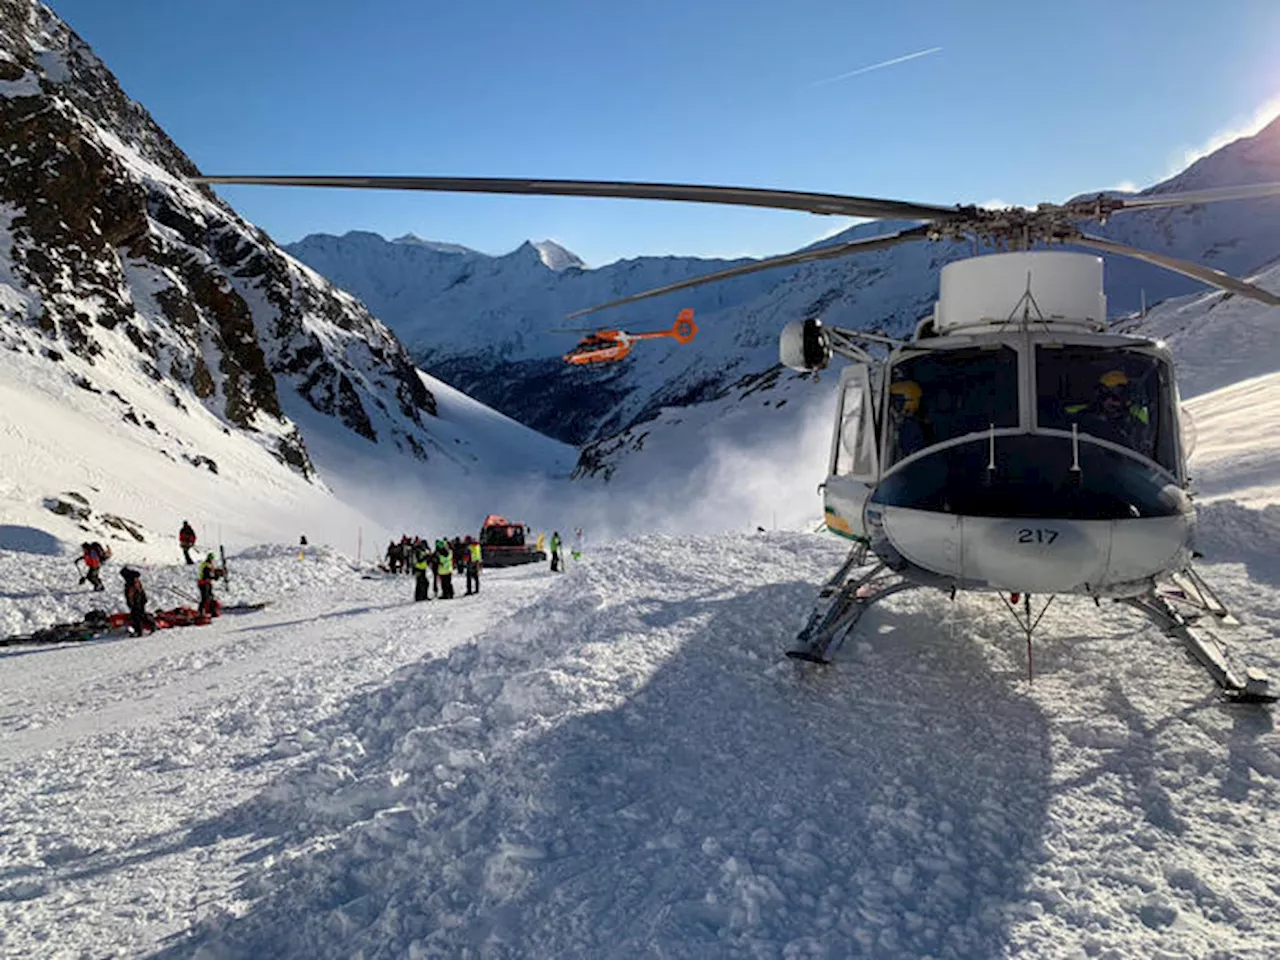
[0,0,575,553]
[285,119,1280,455]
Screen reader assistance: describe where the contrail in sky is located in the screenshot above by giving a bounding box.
[810,46,943,87]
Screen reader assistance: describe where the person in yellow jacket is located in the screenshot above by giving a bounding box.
[465,536,482,595]
[436,540,455,600]
[413,543,432,602]
[550,531,563,572]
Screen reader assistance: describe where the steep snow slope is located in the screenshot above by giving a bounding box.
[1133,260,1280,510]
[1184,370,1280,508]
[0,344,367,569]
[0,1,440,472]
[0,333,575,572]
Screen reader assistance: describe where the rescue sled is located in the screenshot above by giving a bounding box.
[1,602,267,649]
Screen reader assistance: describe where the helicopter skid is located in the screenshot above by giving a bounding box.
[1120,581,1275,704]
[786,552,919,664]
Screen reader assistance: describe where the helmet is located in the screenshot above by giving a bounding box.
[206,552,215,561]
[1098,370,1129,404]
[889,379,922,415]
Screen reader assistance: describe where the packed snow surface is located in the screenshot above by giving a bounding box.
[2,527,1279,958]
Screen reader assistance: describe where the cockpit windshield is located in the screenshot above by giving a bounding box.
[886,345,1019,464]
[1036,345,1177,470]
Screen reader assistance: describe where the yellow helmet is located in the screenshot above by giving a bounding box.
[889,379,922,414]
[1098,370,1129,389]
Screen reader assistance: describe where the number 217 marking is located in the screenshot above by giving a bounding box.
[1017,528,1059,544]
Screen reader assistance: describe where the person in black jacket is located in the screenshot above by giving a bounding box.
[179,521,197,565]
[121,567,155,637]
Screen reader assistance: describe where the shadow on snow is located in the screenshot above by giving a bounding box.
[132,566,1058,959]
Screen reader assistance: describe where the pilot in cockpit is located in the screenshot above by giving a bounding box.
[889,379,929,459]
[1065,369,1153,455]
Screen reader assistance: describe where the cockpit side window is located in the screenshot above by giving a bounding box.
[834,372,877,477]
[886,346,1019,465]
[1035,346,1176,470]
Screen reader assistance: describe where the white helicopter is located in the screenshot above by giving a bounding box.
[193,174,1280,701]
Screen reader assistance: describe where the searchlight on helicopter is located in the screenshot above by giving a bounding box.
[190,171,1280,702]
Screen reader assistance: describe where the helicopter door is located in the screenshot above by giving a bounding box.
[824,365,879,541]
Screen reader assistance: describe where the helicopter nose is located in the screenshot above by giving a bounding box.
[868,435,1194,594]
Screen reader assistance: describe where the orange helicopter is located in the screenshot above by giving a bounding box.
[562,308,697,366]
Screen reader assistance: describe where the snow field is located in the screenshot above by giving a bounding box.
[0,547,557,957]
[69,524,1272,960]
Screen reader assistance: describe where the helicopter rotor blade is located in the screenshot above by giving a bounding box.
[192,175,966,222]
[1072,233,1280,306]
[1100,181,1280,214]
[565,224,933,319]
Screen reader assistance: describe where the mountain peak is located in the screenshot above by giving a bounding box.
[532,239,585,271]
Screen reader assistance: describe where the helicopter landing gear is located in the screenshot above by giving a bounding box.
[996,593,1057,682]
[786,547,919,664]
[1121,572,1275,704]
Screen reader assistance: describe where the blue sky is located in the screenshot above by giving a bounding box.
[48,0,1280,266]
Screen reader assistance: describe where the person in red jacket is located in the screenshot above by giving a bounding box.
[78,541,107,592]
[179,521,197,565]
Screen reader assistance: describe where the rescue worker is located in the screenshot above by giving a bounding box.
[78,541,107,592]
[120,567,155,637]
[413,542,432,602]
[437,539,455,599]
[179,521,197,565]
[889,379,928,459]
[430,539,443,596]
[197,552,225,618]
[1066,369,1152,454]
[550,531,563,572]
[465,536,482,595]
